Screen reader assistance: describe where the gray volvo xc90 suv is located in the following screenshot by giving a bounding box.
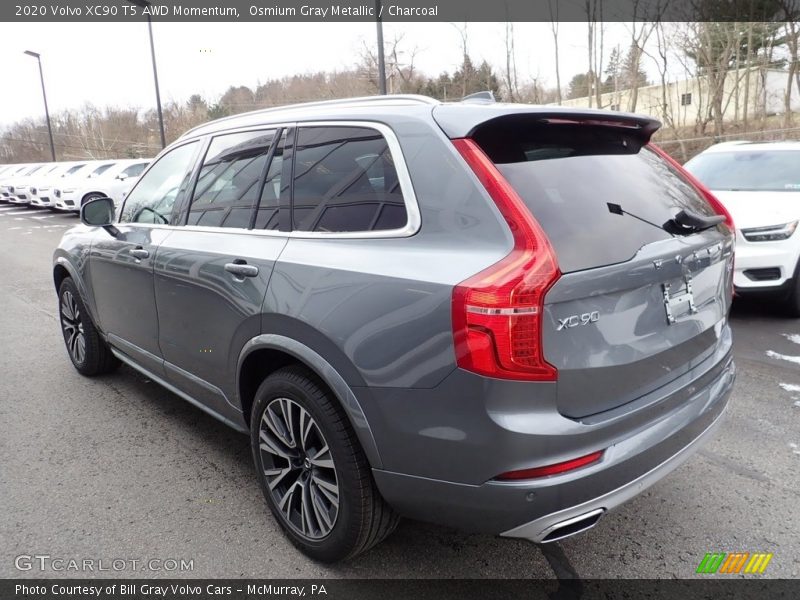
[54,95,736,562]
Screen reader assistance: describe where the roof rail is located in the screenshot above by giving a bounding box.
[182,94,440,138]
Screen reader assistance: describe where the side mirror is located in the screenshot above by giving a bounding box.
[117,173,128,181]
[80,196,118,237]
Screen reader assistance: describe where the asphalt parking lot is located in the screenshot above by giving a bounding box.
[0,202,798,579]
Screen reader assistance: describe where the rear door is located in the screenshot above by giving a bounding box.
[152,128,288,414]
[468,116,734,419]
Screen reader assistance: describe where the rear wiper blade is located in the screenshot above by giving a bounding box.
[606,202,664,231]
[665,209,726,235]
[607,203,725,236]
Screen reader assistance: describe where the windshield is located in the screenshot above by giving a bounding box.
[685,150,800,192]
[88,163,115,178]
[66,164,86,176]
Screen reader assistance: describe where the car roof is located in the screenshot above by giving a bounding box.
[179,94,661,142]
[701,140,800,153]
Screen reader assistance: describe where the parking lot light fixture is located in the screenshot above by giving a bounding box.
[126,0,166,149]
[24,50,56,161]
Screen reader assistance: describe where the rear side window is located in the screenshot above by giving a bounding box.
[473,121,714,273]
[292,126,407,233]
[189,129,277,229]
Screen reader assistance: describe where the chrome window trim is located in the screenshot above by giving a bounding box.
[119,120,421,239]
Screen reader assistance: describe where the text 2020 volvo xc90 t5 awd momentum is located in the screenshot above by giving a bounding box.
[54,95,735,561]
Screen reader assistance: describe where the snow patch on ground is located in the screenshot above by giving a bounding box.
[766,350,800,365]
[782,333,800,345]
[779,383,800,393]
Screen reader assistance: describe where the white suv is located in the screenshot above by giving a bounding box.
[107,160,151,205]
[30,162,90,208]
[685,141,800,315]
[53,160,150,212]
[7,164,47,204]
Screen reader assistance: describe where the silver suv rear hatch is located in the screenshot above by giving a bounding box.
[435,106,734,419]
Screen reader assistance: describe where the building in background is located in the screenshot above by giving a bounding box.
[552,68,800,127]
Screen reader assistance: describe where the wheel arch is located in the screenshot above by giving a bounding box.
[53,257,98,325]
[237,334,383,469]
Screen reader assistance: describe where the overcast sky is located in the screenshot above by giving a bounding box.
[1,21,646,126]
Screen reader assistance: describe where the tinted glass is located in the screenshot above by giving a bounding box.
[122,162,148,178]
[254,130,286,230]
[473,122,715,273]
[685,150,800,192]
[188,130,276,229]
[65,164,86,176]
[292,127,407,232]
[121,142,198,224]
[88,163,115,178]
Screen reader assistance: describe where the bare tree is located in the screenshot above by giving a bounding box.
[625,0,664,112]
[504,22,519,101]
[548,1,562,104]
[648,21,689,160]
[586,0,597,106]
[781,1,800,127]
[451,23,471,97]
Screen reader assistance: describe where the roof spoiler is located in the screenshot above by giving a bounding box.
[433,105,661,144]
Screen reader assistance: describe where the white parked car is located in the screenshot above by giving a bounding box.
[53,161,117,211]
[106,160,151,205]
[6,164,47,204]
[53,159,150,211]
[29,162,90,208]
[0,165,33,201]
[685,141,800,315]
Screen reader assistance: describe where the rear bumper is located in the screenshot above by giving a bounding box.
[501,404,726,542]
[368,337,734,537]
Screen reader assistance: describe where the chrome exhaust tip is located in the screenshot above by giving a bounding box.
[539,508,604,543]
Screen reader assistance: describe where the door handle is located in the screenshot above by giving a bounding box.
[224,261,259,278]
[131,248,150,260]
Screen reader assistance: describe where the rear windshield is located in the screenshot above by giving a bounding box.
[684,150,800,192]
[473,123,715,273]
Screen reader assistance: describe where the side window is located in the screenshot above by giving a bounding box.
[254,129,286,230]
[188,130,276,229]
[120,142,198,224]
[292,126,407,232]
[122,163,147,178]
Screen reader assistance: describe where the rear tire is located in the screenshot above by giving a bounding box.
[58,278,119,376]
[250,365,398,562]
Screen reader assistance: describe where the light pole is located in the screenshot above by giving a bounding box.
[23,50,56,161]
[127,0,166,149]
[375,0,387,94]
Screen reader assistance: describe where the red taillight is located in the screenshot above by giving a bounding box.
[451,138,560,381]
[648,143,735,230]
[495,450,605,480]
